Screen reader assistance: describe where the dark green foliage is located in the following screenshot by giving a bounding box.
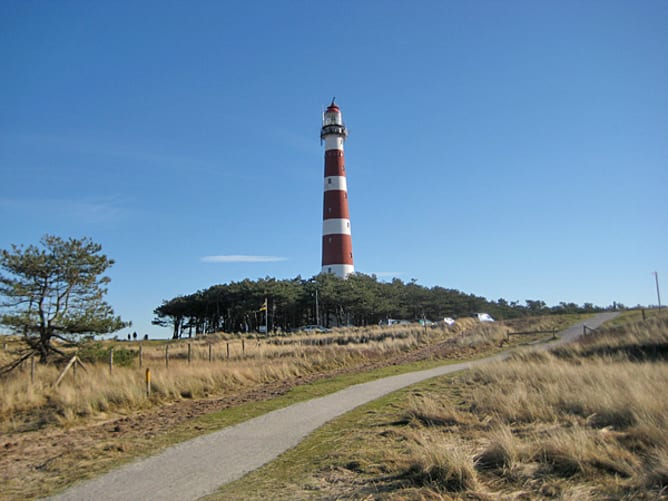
[153,273,606,338]
[0,235,128,365]
[77,341,137,367]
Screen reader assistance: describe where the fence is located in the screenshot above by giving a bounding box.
[103,339,254,374]
[3,327,430,390]
[1,323,470,391]
[3,338,259,388]
[506,329,558,340]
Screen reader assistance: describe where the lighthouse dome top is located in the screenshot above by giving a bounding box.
[326,102,340,113]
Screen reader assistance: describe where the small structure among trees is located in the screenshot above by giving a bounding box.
[0,235,128,372]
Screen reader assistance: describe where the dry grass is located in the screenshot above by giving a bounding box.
[404,395,472,428]
[399,432,479,493]
[0,315,587,434]
[474,423,519,472]
[0,319,502,433]
[218,314,668,499]
[392,317,668,498]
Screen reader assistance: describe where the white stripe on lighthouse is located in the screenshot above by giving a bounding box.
[324,176,347,192]
[325,135,345,151]
[322,218,352,236]
[321,264,355,277]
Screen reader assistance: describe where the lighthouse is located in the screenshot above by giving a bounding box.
[321,99,354,278]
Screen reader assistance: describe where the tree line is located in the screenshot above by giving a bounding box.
[152,273,607,339]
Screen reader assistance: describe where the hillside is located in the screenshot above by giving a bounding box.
[1,315,584,499]
[213,313,668,500]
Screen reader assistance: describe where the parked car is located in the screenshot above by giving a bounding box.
[477,313,495,322]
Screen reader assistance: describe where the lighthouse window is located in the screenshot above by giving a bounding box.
[328,237,332,243]
[328,178,332,184]
[346,222,350,228]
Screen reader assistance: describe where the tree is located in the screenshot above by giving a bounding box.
[0,235,128,368]
[152,295,191,339]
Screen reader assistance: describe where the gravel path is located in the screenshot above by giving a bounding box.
[49,312,617,501]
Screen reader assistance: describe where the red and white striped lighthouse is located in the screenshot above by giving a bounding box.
[321,99,354,278]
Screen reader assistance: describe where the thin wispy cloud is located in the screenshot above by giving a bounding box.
[12,133,229,177]
[0,195,129,224]
[201,255,288,263]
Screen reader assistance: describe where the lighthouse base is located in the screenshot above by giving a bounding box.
[321,264,354,278]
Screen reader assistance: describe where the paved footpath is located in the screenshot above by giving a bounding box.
[50,312,618,501]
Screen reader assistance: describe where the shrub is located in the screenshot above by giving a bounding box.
[77,341,137,367]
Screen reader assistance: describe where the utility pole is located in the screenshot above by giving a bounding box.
[653,271,662,311]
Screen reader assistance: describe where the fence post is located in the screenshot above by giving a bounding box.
[53,356,78,388]
[188,343,192,364]
[165,344,169,369]
[139,343,143,368]
[145,368,151,397]
[30,354,35,384]
[109,348,114,375]
[242,339,245,355]
[208,343,212,362]
[226,342,230,360]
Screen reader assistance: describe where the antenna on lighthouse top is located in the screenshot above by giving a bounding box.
[331,96,336,106]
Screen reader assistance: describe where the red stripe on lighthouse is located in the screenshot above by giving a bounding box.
[324,151,345,177]
[323,190,350,220]
[322,234,353,265]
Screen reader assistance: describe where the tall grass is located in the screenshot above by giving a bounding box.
[399,432,478,493]
[0,316,586,433]
[0,326,437,432]
[383,316,668,498]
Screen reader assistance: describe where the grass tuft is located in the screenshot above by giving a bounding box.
[401,434,478,492]
[474,424,519,472]
[403,395,470,428]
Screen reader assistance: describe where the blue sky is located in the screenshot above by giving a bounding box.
[1,1,666,338]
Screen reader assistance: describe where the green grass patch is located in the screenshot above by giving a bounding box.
[607,307,667,327]
[206,376,459,500]
[154,357,466,441]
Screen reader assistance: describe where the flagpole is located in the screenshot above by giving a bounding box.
[265,297,269,335]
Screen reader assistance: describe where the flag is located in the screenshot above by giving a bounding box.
[259,298,267,312]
